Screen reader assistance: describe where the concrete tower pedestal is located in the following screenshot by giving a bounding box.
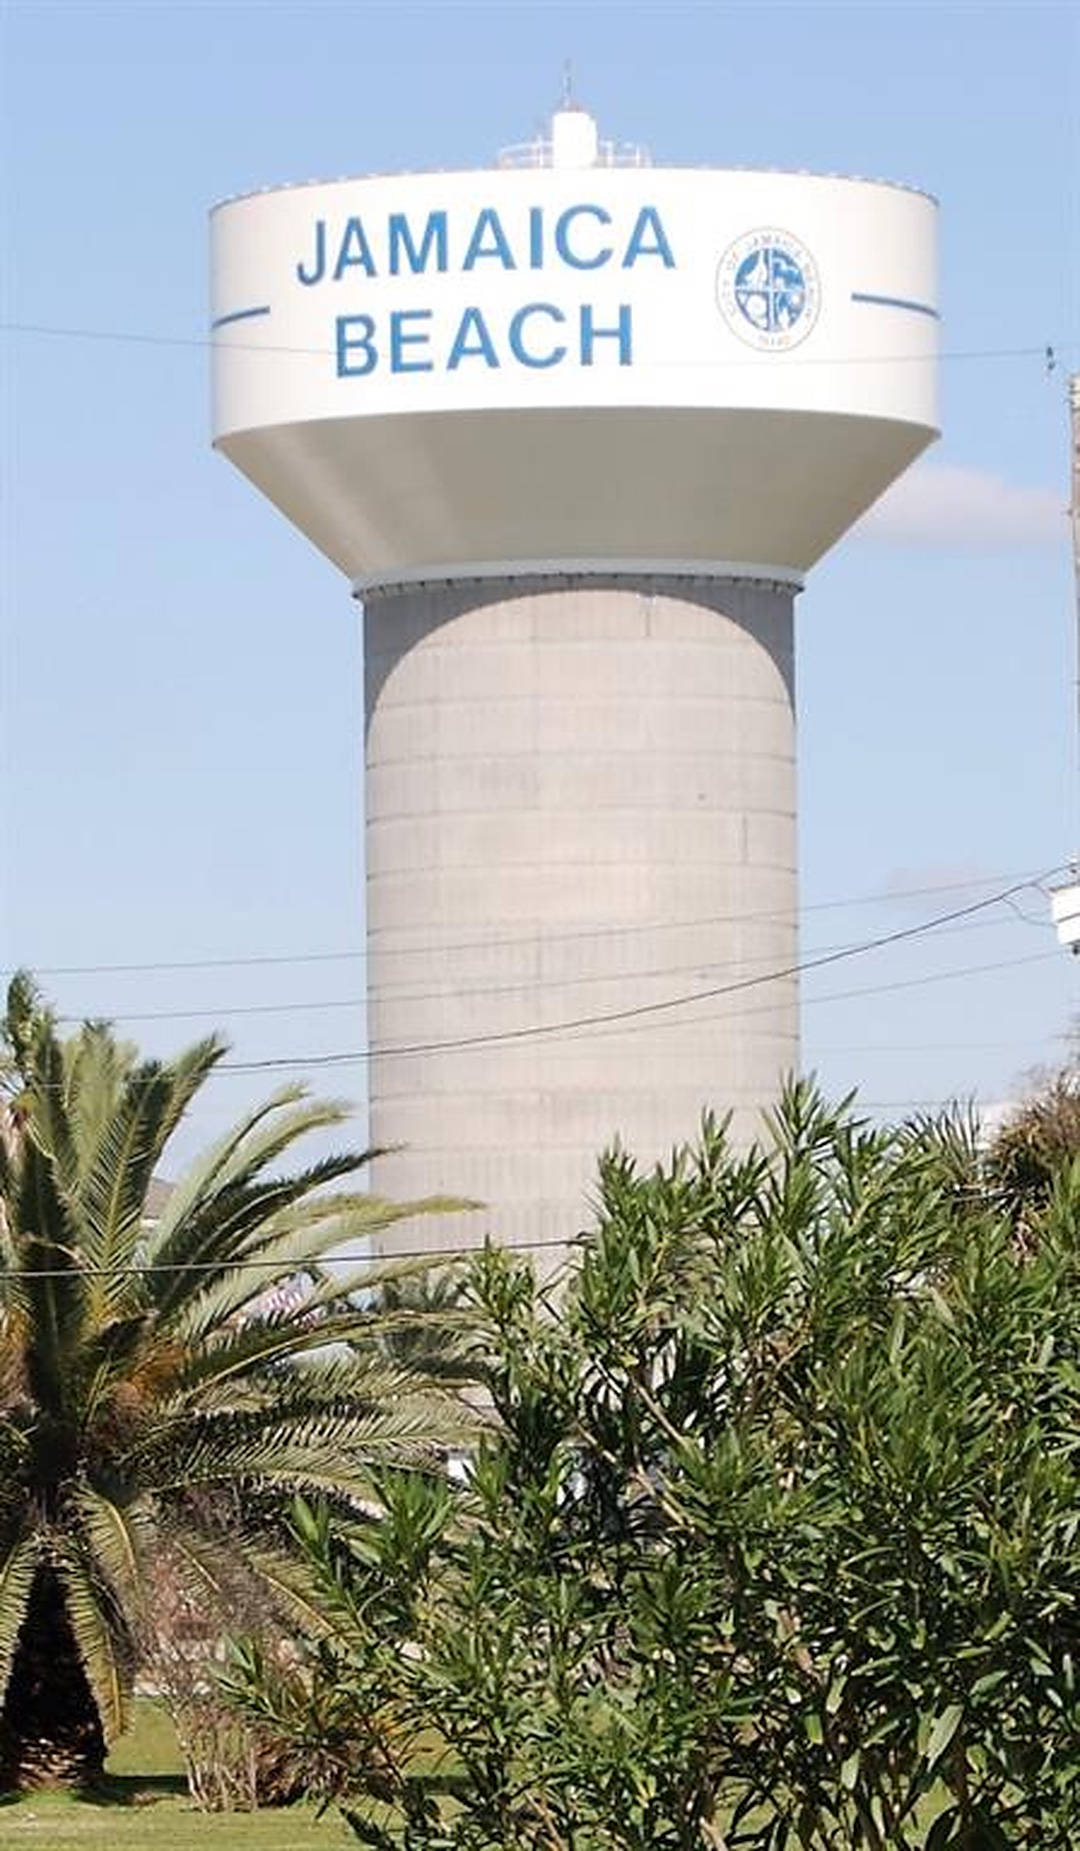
[363,575,796,1256]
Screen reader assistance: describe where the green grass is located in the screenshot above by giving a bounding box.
[104,1701,186,1781]
[0,1701,352,1847]
[0,1799,352,1846]
[0,1701,951,1847]
[0,1798,351,1846]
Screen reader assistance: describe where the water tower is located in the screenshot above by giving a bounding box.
[210,102,938,1258]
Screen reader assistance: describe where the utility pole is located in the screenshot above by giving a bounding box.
[1049,375,1080,948]
[1072,374,1080,796]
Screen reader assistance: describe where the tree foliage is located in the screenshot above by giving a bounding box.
[227,1084,1080,1849]
[0,976,471,1789]
[985,1060,1080,1231]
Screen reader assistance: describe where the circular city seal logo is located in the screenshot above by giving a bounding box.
[716,230,820,351]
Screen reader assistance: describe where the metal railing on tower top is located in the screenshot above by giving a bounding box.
[496,136,652,170]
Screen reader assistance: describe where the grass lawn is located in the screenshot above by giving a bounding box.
[0,1701,952,1847]
[0,1701,354,1847]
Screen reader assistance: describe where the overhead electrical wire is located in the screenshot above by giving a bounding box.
[196,872,1064,1073]
[6,866,1056,985]
[812,1035,1061,1055]
[180,946,1059,1079]
[28,880,1061,1054]
[434,950,1060,1082]
[2,940,1061,1281]
[0,1069,1037,1285]
[214,948,1062,1074]
[1,320,1071,374]
[48,905,1050,1028]
[0,1235,571,1280]
[162,951,1060,1097]
[533,951,1064,1048]
[0,1079,1021,1288]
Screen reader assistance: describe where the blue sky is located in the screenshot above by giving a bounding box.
[2,0,1078,1173]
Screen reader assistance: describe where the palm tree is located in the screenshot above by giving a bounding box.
[0,978,470,1790]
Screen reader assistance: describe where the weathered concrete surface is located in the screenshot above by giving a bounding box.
[363,577,797,1263]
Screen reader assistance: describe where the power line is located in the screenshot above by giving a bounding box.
[5,867,1053,983]
[414,949,1067,1052]
[852,1088,985,1103]
[0,1040,1043,1285]
[530,949,1064,1057]
[812,1037,1059,1054]
[0,1234,566,1281]
[1,319,1071,373]
[0,1060,1035,1287]
[212,949,1064,1072]
[48,905,1048,1028]
[171,948,1060,1079]
[204,873,1063,1072]
[162,954,1060,1114]
[798,950,1061,1012]
[0,1071,1018,1285]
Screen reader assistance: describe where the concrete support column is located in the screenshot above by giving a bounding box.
[362,575,797,1261]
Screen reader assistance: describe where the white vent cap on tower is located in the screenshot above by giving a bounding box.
[550,106,600,169]
[496,90,651,169]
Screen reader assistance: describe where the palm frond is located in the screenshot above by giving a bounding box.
[158,1306,456,1403]
[169,1217,373,1349]
[156,1521,337,1645]
[79,1311,159,1433]
[54,1539,131,1744]
[152,1524,231,1604]
[0,1135,19,1267]
[74,1038,224,1308]
[61,1021,139,1173]
[142,1091,357,1271]
[0,1421,30,1497]
[222,1534,343,1641]
[70,1487,151,1617]
[137,1085,305,1253]
[170,1198,465,1347]
[79,1066,181,1321]
[0,1308,31,1406]
[147,1393,473,1503]
[15,1140,88,1420]
[184,1349,473,1423]
[0,1535,39,1706]
[145,1156,373,1322]
[0,973,54,1105]
[147,1035,230,1156]
[26,1032,81,1206]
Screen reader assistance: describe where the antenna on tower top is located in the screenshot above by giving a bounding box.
[561,59,575,109]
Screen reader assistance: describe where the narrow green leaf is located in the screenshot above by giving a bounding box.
[923,1702,963,1772]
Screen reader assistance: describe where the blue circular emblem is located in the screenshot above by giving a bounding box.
[717,230,820,351]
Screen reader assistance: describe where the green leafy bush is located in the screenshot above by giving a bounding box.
[227,1085,1080,1848]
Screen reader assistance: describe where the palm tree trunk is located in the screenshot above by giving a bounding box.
[0,1567,105,1790]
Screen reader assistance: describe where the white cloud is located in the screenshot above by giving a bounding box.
[855,462,1066,549]
[879,864,1004,910]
